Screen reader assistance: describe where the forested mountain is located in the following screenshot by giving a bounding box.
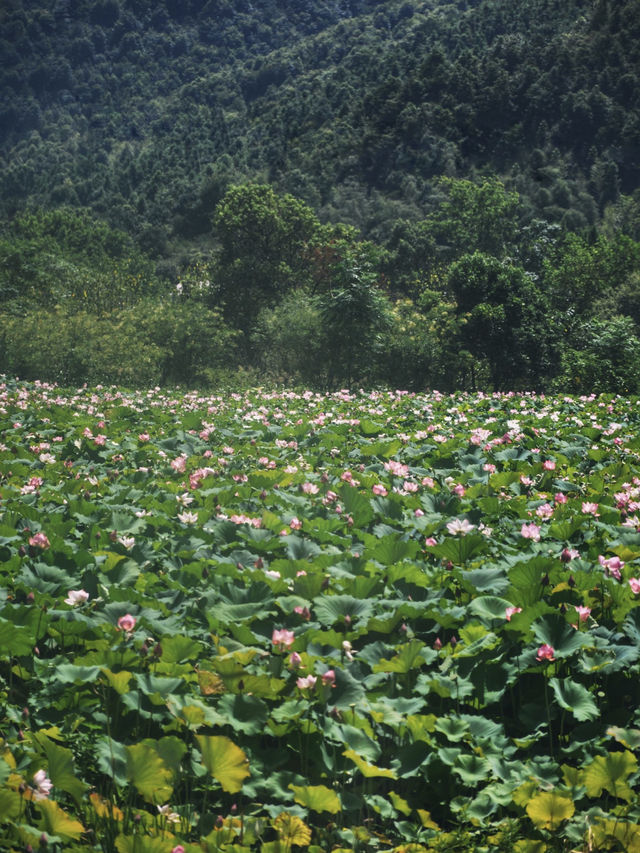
[1,0,640,392]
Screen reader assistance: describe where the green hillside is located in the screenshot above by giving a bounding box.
[1,0,640,392]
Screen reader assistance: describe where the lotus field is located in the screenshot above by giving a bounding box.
[4,379,640,852]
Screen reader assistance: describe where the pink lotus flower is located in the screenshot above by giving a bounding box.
[172,847,186,853]
[372,484,388,496]
[536,503,554,520]
[65,589,89,606]
[554,493,568,504]
[296,675,317,690]
[425,536,438,546]
[452,483,466,496]
[117,614,136,633]
[575,605,591,622]
[505,606,523,621]
[322,669,336,686]
[29,532,50,549]
[289,517,302,530]
[582,502,600,516]
[272,628,295,650]
[32,769,53,801]
[599,555,624,580]
[521,522,541,541]
[536,644,555,662]
[288,652,303,669]
[542,460,556,471]
[628,578,640,594]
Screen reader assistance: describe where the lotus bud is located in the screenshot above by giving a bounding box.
[568,575,576,588]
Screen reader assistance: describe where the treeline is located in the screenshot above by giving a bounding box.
[2,178,640,393]
[1,0,639,252]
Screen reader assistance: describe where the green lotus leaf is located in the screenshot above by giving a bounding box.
[337,485,374,527]
[453,753,491,784]
[196,734,250,793]
[125,741,173,804]
[549,677,599,721]
[372,639,428,673]
[37,799,85,840]
[35,735,87,806]
[312,594,373,627]
[607,726,640,750]
[531,614,588,657]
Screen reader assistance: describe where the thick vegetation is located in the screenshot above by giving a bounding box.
[3,380,640,851]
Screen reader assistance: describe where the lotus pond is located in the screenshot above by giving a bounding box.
[2,379,640,852]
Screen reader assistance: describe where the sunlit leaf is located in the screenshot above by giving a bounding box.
[37,799,85,840]
[290,784,342,813]
[526,791,575,830]
[273,812,312,847]
[583,751,637,802]
[343,748,397,779]
[125,741,173,804]
[196,735,250,793]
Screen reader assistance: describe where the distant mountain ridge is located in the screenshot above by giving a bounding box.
[1,0,639,246]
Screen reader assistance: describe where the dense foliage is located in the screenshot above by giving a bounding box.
[2,0,640,390]
[3,379,640,851]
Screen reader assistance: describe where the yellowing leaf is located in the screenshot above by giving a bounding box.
[389,790,411,816]
[90,792,124,820]
[115,836,176,853]
[592,819,640,853]
[583,751,638,802]
[526,791,575,830]
[125,742,173,804]
[343,748,397,779]
[513,841,547,853]
[197,670,225,696]
[37,799,85,840]
[273,812,312,847]
[196,735,250,793]
[416,809,439,829]
[289,784,342,814]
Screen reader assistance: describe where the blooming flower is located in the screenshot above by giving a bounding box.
[65,589,89,606]
[272,628,295,650]
[581,502,600,516]
[289,517,302,530]
[536,644,555,662]
[446,518,475,536]
[542,460,556,471]
[342,640,354,661]
[521,522,541,541]
[629,578,640,594]
[157,804,180,824]
[29,532,50,549]
[177,511,198,524]
[505,606,523,621]
[32,769,53,801]
[599,555,624,580]
[117,614,137,633]
[372,484,388,496]
[575,605,591,622]
[296,675,317,690]
[172,847,186,853]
